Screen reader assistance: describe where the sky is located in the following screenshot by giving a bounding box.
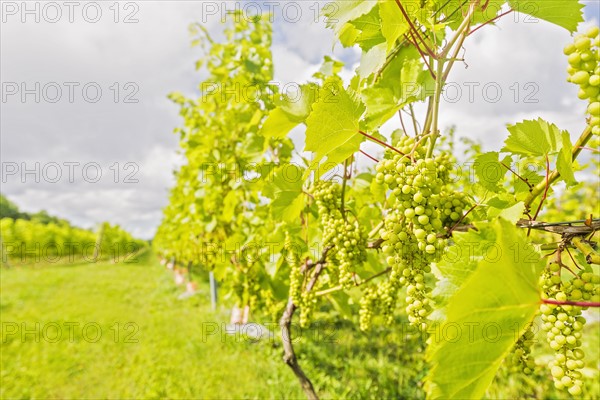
[1,1,599,239]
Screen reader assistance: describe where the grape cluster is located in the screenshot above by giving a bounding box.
[565,26,600,136]
[509,323,536,375]
[299,290,316,327]
[286,232,303,305]
[311,181,367,288]
[372,135,469,330]
[539,262,600,396]
[359,285,378,330]
[359,275,403,330]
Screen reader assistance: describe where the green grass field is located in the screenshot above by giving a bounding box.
[0,253,427,399]
[1,253,598,399]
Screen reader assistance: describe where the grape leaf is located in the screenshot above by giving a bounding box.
[379,0,409,51]
[324,1,378,34]
[556,130,577,187]
[260,108,299,139]
[268,165,306,223]
[221,191,239,222]
[362,47,435,129]
[350,5,386,51]
[508,0,584,33]
[502,118,563,157]
[487,201,525,223]
[260,84,318,139]
[305,79,365,169]
[276,83,318,122]
[474,152,505,192]
[434,223,497,296]
[433,0,506,30]
[359,43,387,78]
[426,218,544,400]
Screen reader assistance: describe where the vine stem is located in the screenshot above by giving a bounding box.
[426,1,477,157]
[468,9,513,37]
[359,150,379,163]
[426,58,445,158]
[531,154,551,224]
[280,247,331,400]
[408,104,420,136]
[341,159,349,220]
[314,268,392,297]
[524,124,593,210]
[571,236,600,265]
[358,130,405,156]
[500,162,533,189]
[542,299,600,308]
[394,0,436,58]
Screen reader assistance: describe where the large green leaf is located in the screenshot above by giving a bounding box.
[362,46,434,129]
[305,79,365,169]
[358,43,387,78]
[508,0,584,33]
[260,108,299,139]
[426,218,544,400]
[556,130,577,187]
[324,0,378,34]
[269,165,306,223]
[350,5,386,51]
[379,0,409,51]
[502,118,563,157]
[474,151,505,193]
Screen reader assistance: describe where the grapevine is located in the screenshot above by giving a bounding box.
[374,135,469,330]
[151,3,600,399]
[565,26,600,136]
[538,255,599,396]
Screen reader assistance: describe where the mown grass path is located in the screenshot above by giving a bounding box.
[0,254,304,399]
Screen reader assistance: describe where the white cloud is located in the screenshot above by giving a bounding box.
[1,2,597,239]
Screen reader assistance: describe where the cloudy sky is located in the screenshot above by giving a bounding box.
[1,1,598,239]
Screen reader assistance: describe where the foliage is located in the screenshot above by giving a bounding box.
[155,2,599,399]
[0,197,147,266]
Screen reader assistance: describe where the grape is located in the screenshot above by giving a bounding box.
[287,232,303,305]
[310,180,368,289]
[565,25,600,135]
[299,290,316,327]
[372,135,471,330]
[508,322,536,374]
[359,286,378,331]
[305,180,369,327]
[539,262,599,395]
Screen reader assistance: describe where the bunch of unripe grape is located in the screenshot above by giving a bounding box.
[371,135,469,330]
[359,276,403,330]
[539,262,600,396]
[509,323,536,375]
[299,290,316,327]
[565,25,600,136]
[359,285,378,330]
[311,181,367,289]
[286,232,303,305]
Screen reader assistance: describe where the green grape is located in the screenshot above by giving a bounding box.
[565,25,600,135]
[508,322,536,374]
[359,285,378,331]
[539,261,599,395]
[310,181,368,290]
[299,290,316,328]
[287,240,303,305]
[373,136,471,331]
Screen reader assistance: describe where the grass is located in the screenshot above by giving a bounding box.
[0,253,424,399]
[1,254,301,399]
[1,253,598,399]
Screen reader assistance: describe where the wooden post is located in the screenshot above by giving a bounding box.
[209,271,217,310]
